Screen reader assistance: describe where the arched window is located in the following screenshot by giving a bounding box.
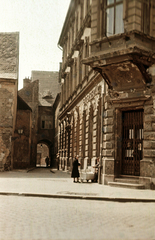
[81,110,86,168]
[88,105,93,166]
[76,112,80,155]
[72,117,75,158]
[97,98,101,157]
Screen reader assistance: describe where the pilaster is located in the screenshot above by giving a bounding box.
[102,98,115,177]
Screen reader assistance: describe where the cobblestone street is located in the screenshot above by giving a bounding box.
[0,195,155,240]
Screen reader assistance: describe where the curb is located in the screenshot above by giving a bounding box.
[0,191,155,202]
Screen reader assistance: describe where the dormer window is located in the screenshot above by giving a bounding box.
[106,0,124,36]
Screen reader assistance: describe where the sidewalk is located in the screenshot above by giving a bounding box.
[0,168,155,202]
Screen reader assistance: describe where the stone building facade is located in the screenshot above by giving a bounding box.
[58,0,155,188]
[0,32,19,170]
[58,0,103,172]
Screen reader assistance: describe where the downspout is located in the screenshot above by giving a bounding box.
[99,79,105,184]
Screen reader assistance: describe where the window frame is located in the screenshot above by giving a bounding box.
[141,0,150,35]
[106,0,123,37]
[98,0,124,38]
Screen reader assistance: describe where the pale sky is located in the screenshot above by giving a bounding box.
[0,0,70,89]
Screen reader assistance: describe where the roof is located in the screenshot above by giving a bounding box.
[58,0,74,47]
[17,95,32,111]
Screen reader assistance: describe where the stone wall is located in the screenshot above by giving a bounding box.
[18,80,39,166]
[0,32,19,80]
[37,106,54,143]
[13,110,31,169]
[0,32,19,170]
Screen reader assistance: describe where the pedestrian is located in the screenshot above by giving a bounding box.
[56,153,59,170]
[45,156,49,167]
[93,157,100,182]
[71,155,81,183]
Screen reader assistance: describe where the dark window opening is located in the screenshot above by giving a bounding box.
[42,121,45,129]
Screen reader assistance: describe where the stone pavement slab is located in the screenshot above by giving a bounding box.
[0,168,155,202]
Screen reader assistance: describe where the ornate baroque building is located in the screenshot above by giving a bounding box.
[58,0,155,189]
[58,0,104,174]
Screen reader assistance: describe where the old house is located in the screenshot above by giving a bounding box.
[58,0,155,189]
[18,71,60,167]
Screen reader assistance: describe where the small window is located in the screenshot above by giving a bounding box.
[41,116,53,129]
[42,121,45,129]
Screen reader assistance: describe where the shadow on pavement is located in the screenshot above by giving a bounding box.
[0,168,71,179]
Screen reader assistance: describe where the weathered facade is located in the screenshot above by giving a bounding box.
[13,96,32,169]
[58,0,155,188]
[18,79,39,167]
[18,71,60,167]
[0,32,19,170]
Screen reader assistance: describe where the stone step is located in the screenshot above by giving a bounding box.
[115,178,139,184]
[108,181,145,189]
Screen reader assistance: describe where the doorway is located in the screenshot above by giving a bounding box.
[122,109,143,176]
[37,143,49,167]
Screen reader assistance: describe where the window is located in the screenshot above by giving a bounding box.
[80,1,84,27]
[86,0,90,15]
[42,121,45,129]
[79,47,83,83]
[84,37,89,76]
[106,0,124,36]
[141,0,150,35]
[41,116,53,129]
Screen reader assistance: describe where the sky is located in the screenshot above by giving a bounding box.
[0,0,70,89]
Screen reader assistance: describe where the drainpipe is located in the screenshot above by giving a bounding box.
[99,80,105,184]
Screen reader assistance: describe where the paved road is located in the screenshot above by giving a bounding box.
[0,195,155,240]
[0,168,155,202]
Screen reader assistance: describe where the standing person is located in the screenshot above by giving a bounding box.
[71,155,81,183]
[93,157,100,182]
[45,156,49,167]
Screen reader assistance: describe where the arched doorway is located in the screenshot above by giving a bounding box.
[37,143,49,167]
[36,139,54,168]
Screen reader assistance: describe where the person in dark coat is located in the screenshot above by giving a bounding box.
[56,153,59,170]
[71,155,81,183]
